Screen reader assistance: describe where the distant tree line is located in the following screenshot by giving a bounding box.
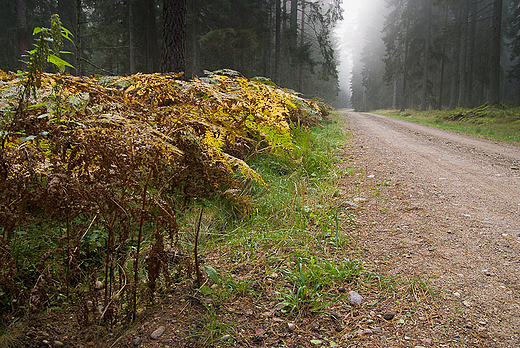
[1,0,343,103]
[351,0,520,111]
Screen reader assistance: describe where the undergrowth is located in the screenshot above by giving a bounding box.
[374,104,520,145]
[0,19,330,333]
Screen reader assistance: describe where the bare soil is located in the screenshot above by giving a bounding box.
[340,110,520,347]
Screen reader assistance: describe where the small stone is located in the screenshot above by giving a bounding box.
[462,300,473,307]
[414,346,425,348]
[255,328,266,335]
[479,321,487,325]
[347,291,363,306]
[382,312,395,321]
[422,338,432,344]
[132,338,142,346]
[369,310,376,317]
[447,230,453,234]
[404,335,410,340]
[42,340,50,345]
[363,329,373,335]
[150,325,166,340]
[338,286,346,293]
[53,341,64,347]
[287,323,296,331]
[453,291,461,297]
[221,334,231,342]
[311,322,320,331]
[94,280,104,290]
[273,317,284,323]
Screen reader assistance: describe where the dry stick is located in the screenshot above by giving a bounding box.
[132,151,159,320]
[66,216,71,302]
[194,208,204,289]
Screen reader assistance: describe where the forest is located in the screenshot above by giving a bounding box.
[1,0,343,104]
[350,0,520,111]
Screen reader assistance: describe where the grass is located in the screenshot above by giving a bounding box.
[373,105,520,145]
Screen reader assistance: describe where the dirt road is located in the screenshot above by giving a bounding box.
[342,111,520,347]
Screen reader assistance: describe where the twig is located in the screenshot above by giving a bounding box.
[194,208,204,288]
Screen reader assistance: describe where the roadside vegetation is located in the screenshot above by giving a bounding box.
[374,105,520,145]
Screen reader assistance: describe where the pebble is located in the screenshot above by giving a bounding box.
[221,334,231,342]
[363,329,373,335]
[382,312,395,321]
[414,346,426,348]
[132,338,142,346]
[347,291,363,306]
[453,291,461,297]
[150,325,166,340]
[287,323,296,331]
[53,341,64,347]
[94,280,104,290]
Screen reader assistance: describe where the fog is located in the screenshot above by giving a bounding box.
[335,0,388,107]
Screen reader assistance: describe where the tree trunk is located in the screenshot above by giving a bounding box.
[162,0,187,74]
[76,0,82,75]
[274,0,281,83]
[457,0,469,107]
[421,0,432,110]
[488,0,502,105]
[449,44,460,109]
[129,0,136,74]
[298,1,305,92]
[392,77,397,110]
[16,0,28,69]
[466,0,477,107]
[147,0,160,72]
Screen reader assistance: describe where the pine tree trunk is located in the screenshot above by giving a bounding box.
[129,0,136,74]
[489,0,502,105]
[274,0,281,83]
[449,44,460,109]
[457,0,469,107]
[162,0,187,74]
[16,0,28,70]
[466,0,477,107]
[147,0,160,72]
[298,1,305,92]
[76,0,82,75]
[421,0,432,110]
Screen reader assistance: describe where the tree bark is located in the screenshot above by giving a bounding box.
[16,0,28,69]
[298,1,305,92]
[129,0,136,74]
[457,0,469,107]
[466,0,477,107]
[147,0,160,72]
[162,0,187,74]
[274,0,281,83]
[488,0,502,105]
[421,0,432,110]
[76,0,82,75]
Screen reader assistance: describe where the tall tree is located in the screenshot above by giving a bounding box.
[128,0,136,74]
[421,0,432,110]
[16,0,28,69]
[274,0,281,83]
[489,0,503,105]
[162,0,187,73]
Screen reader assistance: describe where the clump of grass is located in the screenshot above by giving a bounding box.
[375,105,520,145]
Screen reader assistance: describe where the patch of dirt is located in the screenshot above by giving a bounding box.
[339,111,520,348]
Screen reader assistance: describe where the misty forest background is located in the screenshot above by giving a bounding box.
[1,0,520,111]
